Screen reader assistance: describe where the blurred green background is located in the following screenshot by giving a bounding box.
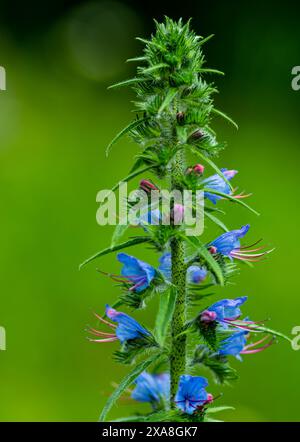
[0,0,299,422]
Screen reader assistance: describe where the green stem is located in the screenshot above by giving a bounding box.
[170,150,187,405]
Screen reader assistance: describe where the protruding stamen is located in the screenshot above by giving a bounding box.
[94,312,117,328]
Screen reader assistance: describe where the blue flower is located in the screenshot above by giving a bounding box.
[219,330,249,360]
[158,252,172,280]
[117,253,156,292]
[175,375,209,414]
[187,265,207,284]
[209,225,250,260]
[105,305,151,344]
[158,253,207,284]
[138,209,161,226]
[203,168,237,204]
[207,296,247,323]
[131,372,170,405]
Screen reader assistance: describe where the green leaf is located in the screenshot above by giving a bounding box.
[105,117,149,156]
[211,108,238,130]
[108,77,148,89]
[183,235,224,285]
[199,68,224,76]
[141,63,169,75]
[204,210,229,232]
[190,149,233,191]
[111,224,130,247]
[158,88,178,114]
[79,237,151,270]
[99,352,162,422]
[206,406,235,414]
[126,56,147,63]
[199,34,214,45]
[243,323,292,343]
[154,288,176,345]
[203,188,260,216]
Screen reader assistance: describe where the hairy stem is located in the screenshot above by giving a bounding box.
[170,150,187,405]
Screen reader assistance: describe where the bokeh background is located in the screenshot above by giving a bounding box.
[0,0,299,422]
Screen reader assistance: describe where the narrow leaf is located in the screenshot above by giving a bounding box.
[79,237,151,270]
[141,63,168,75]
[199,68,224,76]
[99,352,161,422]
[158,88,177,114]
[106,117,149,156]
[206,406,235,414]
[204,210,229,232]
[154,288,176,345]
[111,224,130,247]
[245,324,292,343]
[108,77,148,89]
[212,108,238,130]
[203,188,260,216]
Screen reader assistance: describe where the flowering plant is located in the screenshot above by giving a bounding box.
[81,18,290,422]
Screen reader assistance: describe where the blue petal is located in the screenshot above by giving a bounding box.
[131,372,170,404]
[105,305,150,344]
[117,253,156,292]
[175,375,208,415]
[208,296,247,321]
[187,265,207,284]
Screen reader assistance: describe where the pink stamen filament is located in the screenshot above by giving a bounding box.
[243,335,270,350]
[94,312,117,328]
[88,337,118,343]
[87,328,116,338]
[239,239,263,249]
[240,337,275,354]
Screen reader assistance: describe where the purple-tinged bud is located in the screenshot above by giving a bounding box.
[172,204,185,224]
[205,393,214,404]
[209,246,217,254]
[189,129,204,141]
[200,310,217,323]
[176,111,185,125]
[139,179,158,193]
[193,164,205,174]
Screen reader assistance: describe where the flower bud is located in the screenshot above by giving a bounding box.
[189,129,204,141]
[172,203,185,224]
[200,310,217,323]
[209,246,217,254]
[206,393,214,404]
[176,111,185,125]
[193,164,205,174]
[139,179,158,193]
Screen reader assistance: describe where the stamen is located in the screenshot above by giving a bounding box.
[240,337,275,354]
[94,312,117,328]
[243,335,270,350]
[87,327,116,337]
[239,239,263,249]
[88,337,118,343]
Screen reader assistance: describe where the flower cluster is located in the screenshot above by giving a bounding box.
[82,17,287,423]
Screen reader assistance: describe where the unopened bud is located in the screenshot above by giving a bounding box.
[189,129,204,141]
[200,310,217,323]
[176,111,185,125]
[172,204,185,224]
[139,179,158,193]
[209,246,217,254]
[206,393,214,404]
[193,164,205,174]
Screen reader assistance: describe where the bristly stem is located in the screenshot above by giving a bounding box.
[170,150,187,405]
